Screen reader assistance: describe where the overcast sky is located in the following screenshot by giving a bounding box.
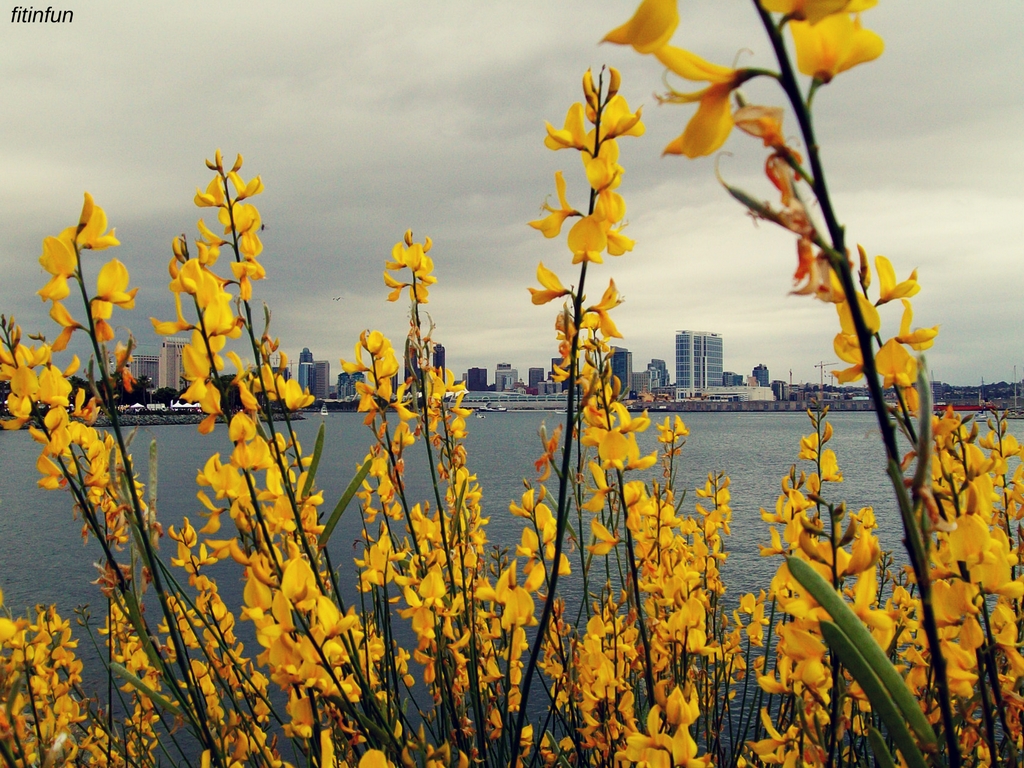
[2,1,1022,387]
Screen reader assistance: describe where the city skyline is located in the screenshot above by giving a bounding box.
[2,2,1020,388]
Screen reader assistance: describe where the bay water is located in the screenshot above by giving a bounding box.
[1,409,1020,732]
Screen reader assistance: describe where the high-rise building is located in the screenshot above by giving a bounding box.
[675,331,723,397]
[298,348,314,393]
[771,380,789,401]
[528,367,545,390]
[722,371,744,387]
[752,363,770,388]
[159,338,188,390]
[467,367,488,391]
[313,361,331,400]
[630,371,651,395]
[611,347,632,397]
[647,359,669,390]
[337,371,364,399]
[432,344,446,372]
[129,354,160,388]
[495,363,518,392]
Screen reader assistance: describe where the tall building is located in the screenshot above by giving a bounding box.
[467,367,488,391]
[675,331,723,397]
[159,338,188,390]
[313,360,331,400]
[611,347,632,397]
[647,359,669,390]
[495,363,518,392]
[432,344,446,372]
[630,371,651,395]
[722,371,744,387]
[528,367,545,390]
[337,371,364,399]
[752,363,770,388]
[298,348,314,393]
[129,354,160,388]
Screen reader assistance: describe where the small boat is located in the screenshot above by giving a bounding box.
[320,405,328,416]
[475,412,486,419]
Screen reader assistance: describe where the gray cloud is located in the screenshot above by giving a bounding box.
[2,1,1021,387]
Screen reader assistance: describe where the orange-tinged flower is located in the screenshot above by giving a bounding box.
[734,105,786,148]
[790,12,884,83]
[602,0,679,54]
[528,172,580,238]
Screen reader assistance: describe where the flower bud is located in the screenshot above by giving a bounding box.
[607,67,621,98]
[582,69,598,111]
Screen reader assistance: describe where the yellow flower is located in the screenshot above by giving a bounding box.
[653,47,746,157]
[37,231,77,303]
[761,0,877,25]
[567,215,607,265]
[528,172,579,238]
[874,338,917,388]
[790,12,884,83]
[528,262,571,305]
[602,0,679,54]
[90,259,138,342]
[544,103,588,151]
[75,192,120,250]
[895,299,939,350]
[874,254,920,304]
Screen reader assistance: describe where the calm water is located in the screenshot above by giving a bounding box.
[1,410,1020,710]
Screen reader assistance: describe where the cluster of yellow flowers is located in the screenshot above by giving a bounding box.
[3,3,1023,767]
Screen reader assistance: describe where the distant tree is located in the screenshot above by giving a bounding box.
[152,387,178,406]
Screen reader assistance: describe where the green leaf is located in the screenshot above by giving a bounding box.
[301,422,326,498]
[319,458,371,548]
[820,621,927,768]
[109,662,182,717]
[867,726,899,768]
[786,556,937,750]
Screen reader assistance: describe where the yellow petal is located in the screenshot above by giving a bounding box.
[654,45,736,84]
[602,0,679,54]
[664,83,734,158]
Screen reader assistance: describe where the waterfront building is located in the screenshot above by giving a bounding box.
[313,360,331,400]
[771,380,790,401]
[528,367,545,390]
[336,371,364,399]
[129,354,160,388]
[611,347,632,397]
[702,385,775,402]
[159,338,188,390]
[647,359,669,390]
[467,367,488,391]
[630,371,651,395]
[298,348,314,393]
[495,363,518,392]
[753,363,770,388]
[722,371,744,387]
[675,331,723,398]
[432,344,446,372]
